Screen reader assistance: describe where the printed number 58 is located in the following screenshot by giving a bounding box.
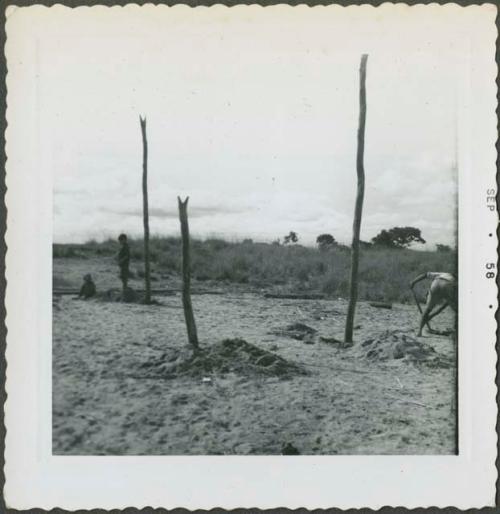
[486,263,495,279]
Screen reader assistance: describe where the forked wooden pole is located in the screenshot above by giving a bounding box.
[345,54,368,344]
[140,116,152,304]
[178,196,199,349]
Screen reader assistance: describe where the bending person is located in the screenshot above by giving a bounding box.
[410,272,457,336]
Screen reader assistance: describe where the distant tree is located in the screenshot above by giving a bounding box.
[283,231,299,245]
[316,233,337,251]
[359,240,373,249]
[436,244,452,253]
[371,229,394,248]
[371,227,426,249]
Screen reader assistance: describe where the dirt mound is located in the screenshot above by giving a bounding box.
[139,338,307,379]
[270,323,317,342]
[359,330,453,368]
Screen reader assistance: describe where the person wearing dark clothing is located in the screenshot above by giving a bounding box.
[117,233,130,290]
[78,274,96,299]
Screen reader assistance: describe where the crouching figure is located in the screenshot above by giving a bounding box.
[410,272,457,336]
[78,273,96,299]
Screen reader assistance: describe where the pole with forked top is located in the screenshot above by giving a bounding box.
[178,196,199,349]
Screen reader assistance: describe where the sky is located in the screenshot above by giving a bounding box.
[14,5,471,247]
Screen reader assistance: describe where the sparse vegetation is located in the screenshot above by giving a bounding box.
[53,236,456,304]
[436,244,453,253]
[283,231,299,245]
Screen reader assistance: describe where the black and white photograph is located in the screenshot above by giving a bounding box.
[3,3,497,509]
[49,5,461,456]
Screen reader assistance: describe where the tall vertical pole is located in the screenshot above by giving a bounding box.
[345,54,368,344]
[178,196,199,349]
[140,116,152,304]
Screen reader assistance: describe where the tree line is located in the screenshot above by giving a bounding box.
[274,226,452,251]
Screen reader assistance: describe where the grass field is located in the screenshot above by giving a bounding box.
[53,237,457,303]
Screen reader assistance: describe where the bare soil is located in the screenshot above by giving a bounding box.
[53,257,457,455]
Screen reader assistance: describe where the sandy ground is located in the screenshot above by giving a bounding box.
[53,258,457,455]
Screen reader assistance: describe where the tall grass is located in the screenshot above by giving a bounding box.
[53,237,457,303]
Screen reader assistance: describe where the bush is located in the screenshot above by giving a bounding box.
[53,245,87,258]
[316,233,337,251]
[159,254,180,273]
[321,276,338,295]
[283,231,299,245]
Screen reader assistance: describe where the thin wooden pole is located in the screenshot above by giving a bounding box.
[345,54,368,344]
[178,196,199,349]
[140,116,152,304]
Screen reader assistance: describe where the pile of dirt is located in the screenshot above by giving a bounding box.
[139,338,307,379]
[270,323,317,343]
[358,330,453,368]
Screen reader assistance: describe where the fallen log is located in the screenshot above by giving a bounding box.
[191,290,225,295]
[369,301,392,309]
[52,288,177,296]
[52,288,224,296]
[264,293,326,300]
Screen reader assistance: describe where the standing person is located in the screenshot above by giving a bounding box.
[117,233,130,291]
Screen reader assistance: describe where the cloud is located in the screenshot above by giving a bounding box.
[101,204,250,219]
